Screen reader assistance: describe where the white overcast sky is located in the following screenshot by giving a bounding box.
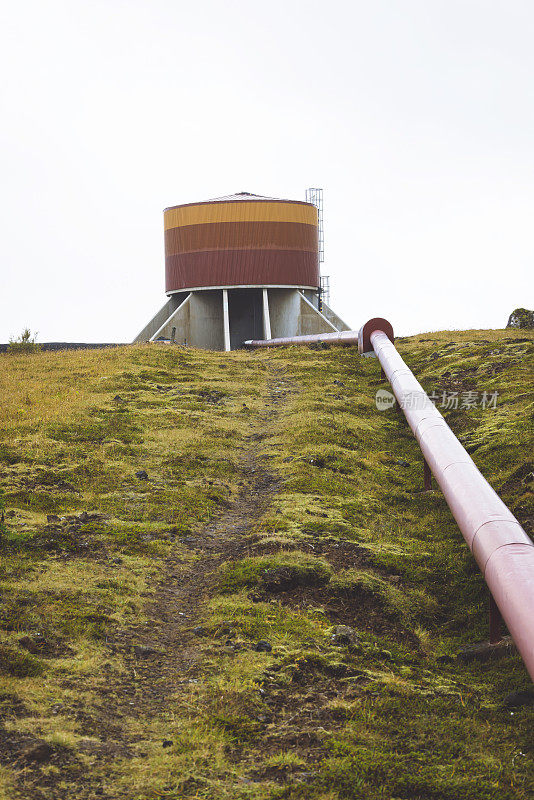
[1,0,532,342]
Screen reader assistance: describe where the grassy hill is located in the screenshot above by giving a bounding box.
[0,330,532,799]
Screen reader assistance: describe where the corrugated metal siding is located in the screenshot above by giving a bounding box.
[165,221,318,257]
[164,201,318,229]
[165,250,319,292]
[163,198,319,292]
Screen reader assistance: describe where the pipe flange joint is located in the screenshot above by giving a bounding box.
[358,318,394,355]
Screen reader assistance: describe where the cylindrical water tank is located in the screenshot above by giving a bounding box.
[163,192,319,293]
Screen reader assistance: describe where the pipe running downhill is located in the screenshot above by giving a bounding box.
[365,323,534,680]
[245,318,534,678]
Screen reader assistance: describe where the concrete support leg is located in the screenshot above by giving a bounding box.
[222,289,231,352]
[262,288,272,340]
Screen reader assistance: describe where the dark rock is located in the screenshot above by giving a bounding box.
[113,395,125,402]
[135,470,149,481]
[162,739,173,748]
[457,637,515,663]
[133,645,159,658]
[396,459,410,467]
[24,741,55,763]
[192,626,208,637]
[331,625,360,648]
[18,635,47,654]
[506,308,534,329]
[255,640,272,653]
[503,689,534,709]
[78,511,90,524]
[111,557,123,565]
[46,514,60,523]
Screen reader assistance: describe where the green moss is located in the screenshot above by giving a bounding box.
[208,593,327,646]
[217,552,332,593]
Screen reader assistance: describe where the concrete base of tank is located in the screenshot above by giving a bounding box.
[133,288,350,351]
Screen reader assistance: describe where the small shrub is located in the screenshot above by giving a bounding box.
[7,329,41,354]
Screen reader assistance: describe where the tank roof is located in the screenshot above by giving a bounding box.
[207,192,279,202]
[164,192,313,213]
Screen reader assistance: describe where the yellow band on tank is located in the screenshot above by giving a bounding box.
[164,201,318,230]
